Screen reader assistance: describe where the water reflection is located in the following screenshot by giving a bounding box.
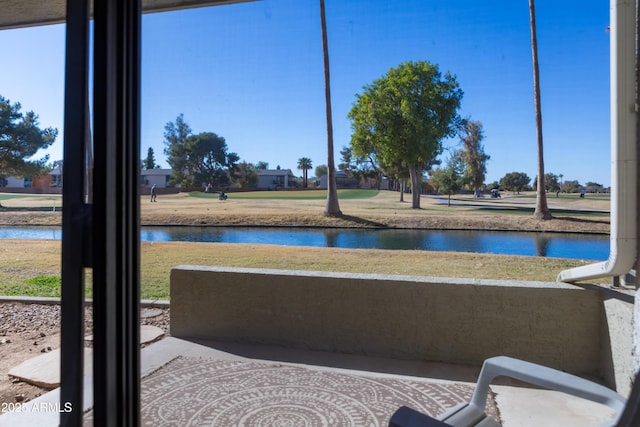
[534,234,552,257]
[376,230,427,250]
[0,227,62,240]
[0,226,608,260]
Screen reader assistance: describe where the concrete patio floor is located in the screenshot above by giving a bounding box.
[0,336,618,426]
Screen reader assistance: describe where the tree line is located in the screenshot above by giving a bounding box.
[0,93,604,198]
[160,114,324,190]
[493,172,606,195]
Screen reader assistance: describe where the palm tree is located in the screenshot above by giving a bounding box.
[320,0,342,216]
[297,157,313,188]
[529,0,552,220]
[459,120,489,197]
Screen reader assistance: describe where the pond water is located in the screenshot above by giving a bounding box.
[0,226,609,260]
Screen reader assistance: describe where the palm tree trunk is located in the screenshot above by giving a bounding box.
[529,0,552,220]
[320,0,341,216]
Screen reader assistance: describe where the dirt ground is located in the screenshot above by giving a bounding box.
[0,302,169,407]
[0,303,63,407]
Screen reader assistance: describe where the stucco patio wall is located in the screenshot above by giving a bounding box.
[170,265,631,389]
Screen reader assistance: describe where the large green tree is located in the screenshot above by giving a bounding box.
[560,179,581,193]
[163,115,238,188]
[0,96,57,177]
[163,114,192,186]
[348,61,463,208]
[187,132,239,188]
[236,161,259,189]
[459,120,489,197]
[144,147,157,170]
[500,171,531,194]
[532,172,560,193]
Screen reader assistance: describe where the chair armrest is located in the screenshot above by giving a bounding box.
[470,356,626,414]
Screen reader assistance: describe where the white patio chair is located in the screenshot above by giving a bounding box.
[389,355,634,427]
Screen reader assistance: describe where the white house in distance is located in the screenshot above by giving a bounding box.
[256,169,296,190]
[0,164,62,189]
[140,168,295,190]
[141,168,172,188]
[0,176,29,188]
[317,170,360,189]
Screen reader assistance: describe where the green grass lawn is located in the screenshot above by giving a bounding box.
[0,193,62,199]
[419,196,609,221]
[190,189,379,200]
[509,192,611,202]
[0,240,595,300]
[0,194,39,201]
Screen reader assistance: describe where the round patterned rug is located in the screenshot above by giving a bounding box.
[137,357,494,426]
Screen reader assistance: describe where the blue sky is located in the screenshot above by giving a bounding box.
[0,0,611,186]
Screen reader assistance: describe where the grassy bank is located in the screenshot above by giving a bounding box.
[0,239,596,300]
[0,190,610,232]
[190,189,380,200]
[0,190,611,299]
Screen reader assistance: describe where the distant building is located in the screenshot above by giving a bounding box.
[0,176,27,188]
[141,168,173,188]
[256,169,296,190]
[317,170,360,189]
[0,164,62,189]
[49,165,63,187]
